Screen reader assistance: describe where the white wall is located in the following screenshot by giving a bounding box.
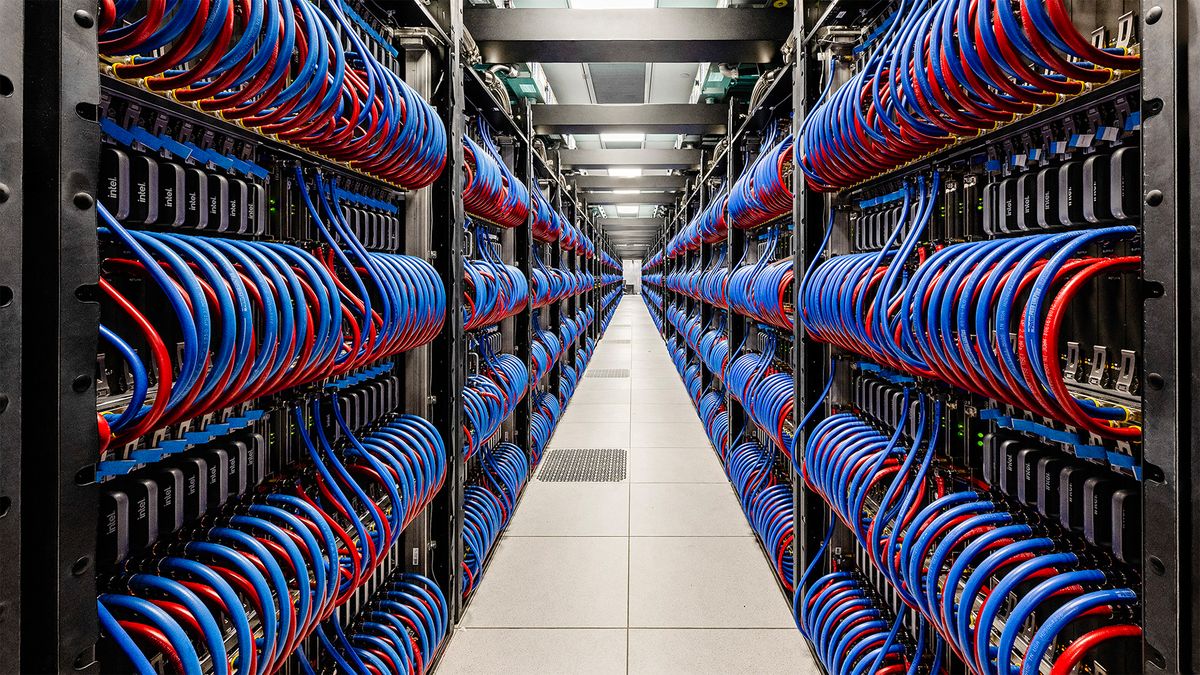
[623,258,642,294]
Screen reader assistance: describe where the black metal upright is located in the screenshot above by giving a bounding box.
[1141,0,1192,669]
[0,4,22,669]
[425,0,467,625]
[512,98,534,457]
[20,1,101,671]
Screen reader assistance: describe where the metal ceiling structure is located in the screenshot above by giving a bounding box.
[470,0,791,257]
[559,148,702,169]
[463,8,790,62]
[531,103,729,135]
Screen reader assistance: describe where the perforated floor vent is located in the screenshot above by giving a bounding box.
[588,368,630,378]
[537,448,627,482]
[608,339,631,344]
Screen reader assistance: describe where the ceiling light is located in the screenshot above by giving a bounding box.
[612,189,640,194]
[608,167,643,178]
[616,205,639,216]
[600,133,645,144]
[569,0,654,8]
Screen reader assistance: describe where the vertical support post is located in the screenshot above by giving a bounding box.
[1141,0,1190,670]
[792,9,829,660]
[429,0,466,622]
[20,0,101,671]
[513,99,534,458]
[0,3,22,668]
[402,35,436,580]
[726,103,749,436]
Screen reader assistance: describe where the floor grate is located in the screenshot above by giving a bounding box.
[607,339,631,344]
[537,448,627,482]
[588,368,630,378]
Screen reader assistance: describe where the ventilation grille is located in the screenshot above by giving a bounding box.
[608,339,631,344]
[588,368,630,378]
[588,63,646,104]
[537,448,627,482]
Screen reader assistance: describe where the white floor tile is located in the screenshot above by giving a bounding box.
[629,404,701,424]
[440,629,626,675]
[572,388,632,405]
[628,629,819,675]
[508,482,630,536]
[629,421,710,448]
[548,421,630,448]
[560,403,632,425]
[631,388,693,409]
[628,537,794,628]
[629,483,751,536]
[463,537,628,628]
[577,377,633,391]
[628,447,728,483]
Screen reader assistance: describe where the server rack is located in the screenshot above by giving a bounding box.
[640,2,1183,671]
[791,1,1168,672]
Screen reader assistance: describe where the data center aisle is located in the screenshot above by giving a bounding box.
[438,301,819,674]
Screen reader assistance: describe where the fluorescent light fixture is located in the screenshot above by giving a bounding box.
[569,0,654,8]
[607,167,643,178]
[616,205,639,216]
[600,132,645,144]
[612,189,641,194]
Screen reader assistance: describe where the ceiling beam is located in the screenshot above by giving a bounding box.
[532,103,728,135]
[561,148,701,169]
[465,8,789,63]
[570,175,686,191]
[597,218,666,230]
[585,193,679,205]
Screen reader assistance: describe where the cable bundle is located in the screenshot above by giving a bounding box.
[464,225,529,330]
[579,337,597,367]
[643,251,664,272]
[316,572,449,675]
[462,442,530,596]
[463,119,530,228]
[98,0,446,190]
[531,313,565,386]
[683,363,703,404]
[560,218,579,253]
[700,253,730,308]
[796,0,1139,192]
[698,390,729,458]
[531,191,562,243]
[560,306,595,351]
[560,362,582,403]
[462,345,529,461]
[97,171,445,453]
[600,250,621,272]
[576,228,596,259]
[800,174,1141,439]
[796,569,912,674]
[697,327,729,383]
[799,394,1140,674]
[724,334,795,457]
[665,304,703,354]
[642,289,665,331]
[727,230,792,330]
[601,288,622,332]
[531,392,564,465]
[530,258,567,308]
[99,396,446,672]
[729,127,794,229]
[725,439,794,590]
[666,337,689,379]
